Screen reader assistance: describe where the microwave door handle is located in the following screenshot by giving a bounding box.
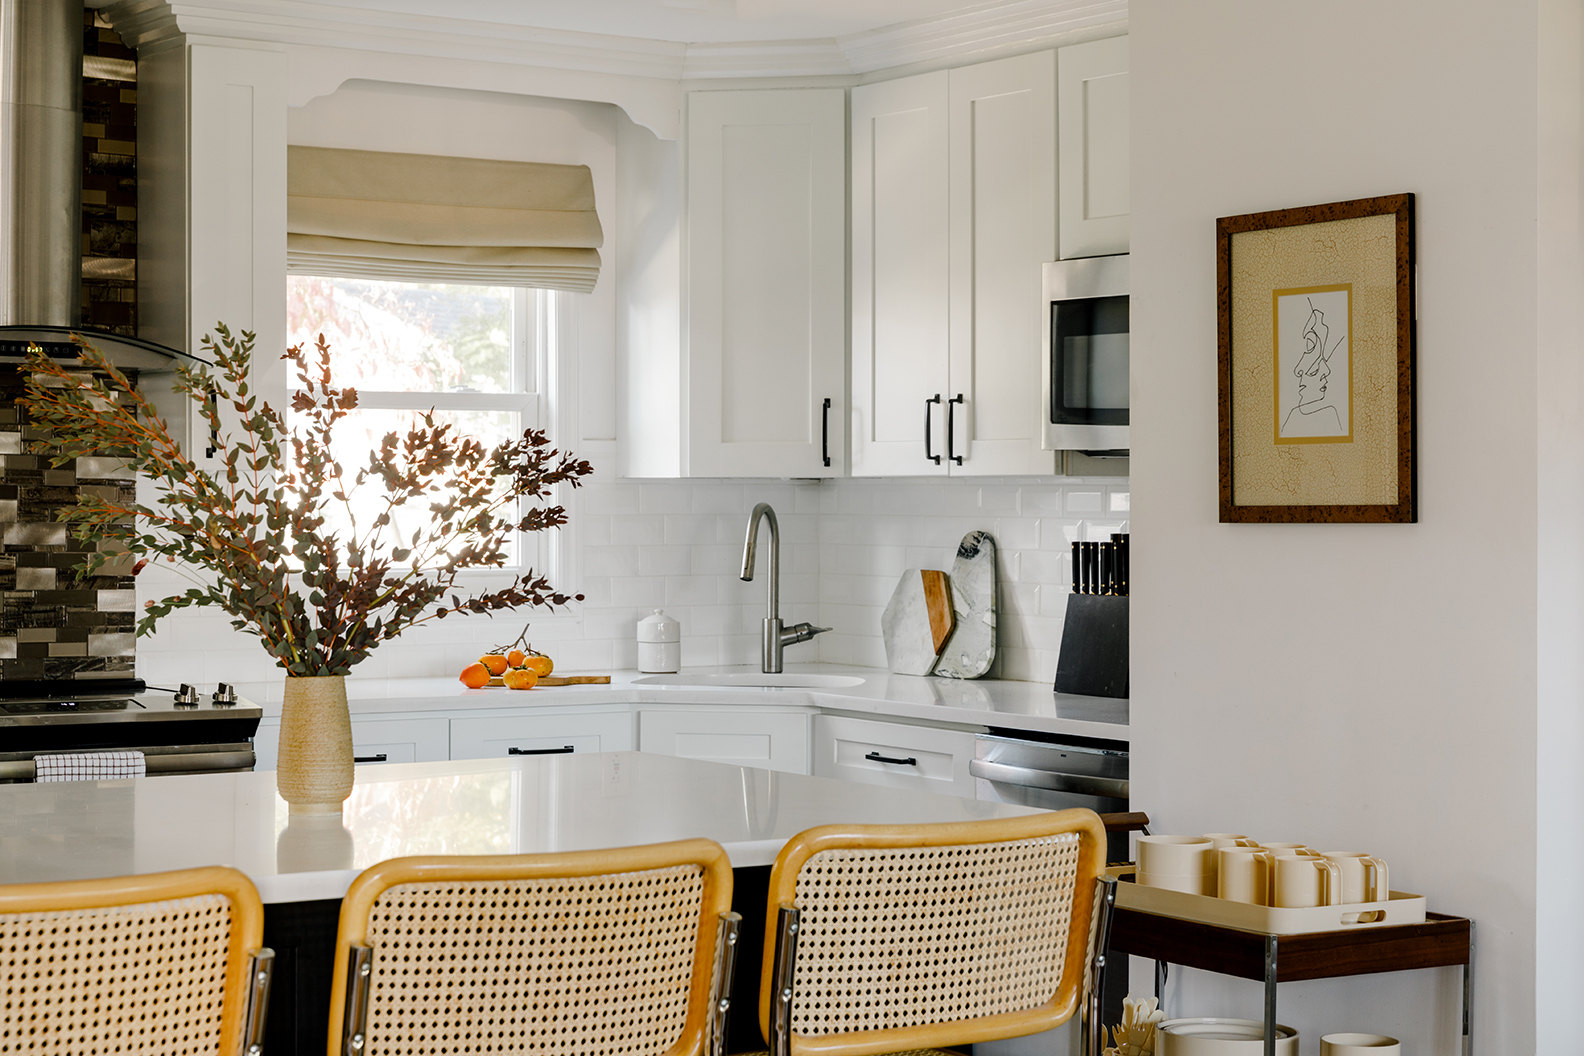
[947,394,964,465]
[924,394,942,464]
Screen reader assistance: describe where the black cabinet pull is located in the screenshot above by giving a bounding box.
[924,394,942,464]
[865,751,918,766]
[821,397,831,468]
[509,745,575,755]
[947,393,964,465]
[354,753,388,763]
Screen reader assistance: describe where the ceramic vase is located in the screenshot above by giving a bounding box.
[276,675,354,815]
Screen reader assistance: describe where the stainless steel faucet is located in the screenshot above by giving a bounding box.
[740,503,829,673]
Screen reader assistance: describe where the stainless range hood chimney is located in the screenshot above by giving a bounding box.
[0,0,201,370]
[0,0,81,327]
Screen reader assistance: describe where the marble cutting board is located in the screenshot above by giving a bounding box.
[880,569,956,675]
[933,530,997,679]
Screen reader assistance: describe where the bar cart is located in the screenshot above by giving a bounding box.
[1106,902,1473,1056]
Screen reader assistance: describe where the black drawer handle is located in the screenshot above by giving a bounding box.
[353,754,388,763]
[822,397,832,468]
[924,395,942,464]
[865,751,918,766]
[509,745,575,756]
[947,393,964,465]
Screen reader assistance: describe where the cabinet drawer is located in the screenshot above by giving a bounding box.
[351,718,449,766]
[450,712,634,760]
[813,715,976,797]
[640,708,810,775]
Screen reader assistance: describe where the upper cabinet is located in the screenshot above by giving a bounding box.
[1058,36,1130,260]
[684,88,847,477]
[852,51,1059,477]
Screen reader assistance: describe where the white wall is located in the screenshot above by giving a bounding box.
[1130,2,1544,1051]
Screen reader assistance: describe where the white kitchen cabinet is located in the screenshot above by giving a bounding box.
[851,54,1057,477]
[1057,36,1130,260]
[253,715,448,770]
[639,707,811,775]
[812,714,977,798]
[685,88,847,477]
[851,72,951,477]
[450,710,635,760]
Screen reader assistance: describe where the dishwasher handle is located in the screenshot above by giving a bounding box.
[969,758,1129,799]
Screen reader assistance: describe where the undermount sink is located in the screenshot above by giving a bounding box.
[632,673,866,689]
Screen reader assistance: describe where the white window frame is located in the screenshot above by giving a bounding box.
[287,282,577,597]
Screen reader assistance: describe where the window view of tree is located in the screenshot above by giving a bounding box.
[286,276,515,393]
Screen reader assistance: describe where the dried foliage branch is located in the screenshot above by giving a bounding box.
[20,325,593,677]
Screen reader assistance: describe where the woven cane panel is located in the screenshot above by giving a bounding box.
[364,864,706,1056]
[790,833,1081,1037]
[0,894,233,1055]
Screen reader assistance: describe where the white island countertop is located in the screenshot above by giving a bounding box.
[233,664,1128,741]
[0,752,1046,903]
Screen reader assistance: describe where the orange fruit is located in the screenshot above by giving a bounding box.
[506,649,526,668]
[503,668,539,691]
[479,654,509,676]
[522,654,553,678]
[459,662,490,689]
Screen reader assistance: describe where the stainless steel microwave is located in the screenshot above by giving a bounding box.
[1042,255,1129,453]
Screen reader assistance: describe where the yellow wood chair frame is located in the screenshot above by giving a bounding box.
[327,838,742,1056]
[755,809,1113,1056]
[0,865,274,1056]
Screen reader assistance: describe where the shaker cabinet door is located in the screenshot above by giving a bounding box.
[851,72,951,478]
[946,51,1058,476]
[1058,35,1130,260]
[686,88,847,478]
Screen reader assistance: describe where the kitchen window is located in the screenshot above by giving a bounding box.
[285,275,563,580]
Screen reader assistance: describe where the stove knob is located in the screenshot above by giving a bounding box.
[173,683,201,707]
[212,682,237,707]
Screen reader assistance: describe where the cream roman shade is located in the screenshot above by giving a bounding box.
[286,146,603,293]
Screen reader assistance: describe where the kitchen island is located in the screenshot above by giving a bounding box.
[0,751,1051,1055]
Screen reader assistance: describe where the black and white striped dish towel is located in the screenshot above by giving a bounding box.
[34,751,147,782]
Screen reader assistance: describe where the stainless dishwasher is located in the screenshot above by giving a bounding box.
[970,730,1129,1056]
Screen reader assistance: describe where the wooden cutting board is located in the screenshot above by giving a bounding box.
[486,674,612,688]
[880,569,956,675]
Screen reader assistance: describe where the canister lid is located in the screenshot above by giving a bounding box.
[636,609,681,643]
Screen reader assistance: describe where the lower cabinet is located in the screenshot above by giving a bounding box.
[252,715,450,770]
[450,710,635,760]
[639,707,811,775]
[812,714,978,798]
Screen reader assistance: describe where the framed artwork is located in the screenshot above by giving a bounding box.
[1217,194,1416,522]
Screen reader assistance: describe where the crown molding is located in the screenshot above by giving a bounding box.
[103,0,1126,83]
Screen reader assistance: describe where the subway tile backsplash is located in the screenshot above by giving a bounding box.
[137,470,1127,688]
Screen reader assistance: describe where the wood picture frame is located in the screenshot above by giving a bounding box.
[1217,194,1416,523]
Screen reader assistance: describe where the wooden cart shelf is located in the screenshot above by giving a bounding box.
[1106,905,1474,1056]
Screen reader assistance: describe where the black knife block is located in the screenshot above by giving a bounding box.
[1054,594,1128,698]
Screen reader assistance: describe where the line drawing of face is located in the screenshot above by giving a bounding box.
[1293,301,1336,412]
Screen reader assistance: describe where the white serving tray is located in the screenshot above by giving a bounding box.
[1111,868,1426,934]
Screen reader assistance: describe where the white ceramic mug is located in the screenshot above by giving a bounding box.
[1321,1034,1400,1056]
[1319,851,1390,904]
[1273,853,1343,908]
[1203,832,1260,850]
[1218,846,1275,904]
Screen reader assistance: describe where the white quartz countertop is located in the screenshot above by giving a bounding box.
[233,664,1128,741]
[0,752,1044,903]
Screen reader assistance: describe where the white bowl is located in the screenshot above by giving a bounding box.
[1158,1018,1298,1056]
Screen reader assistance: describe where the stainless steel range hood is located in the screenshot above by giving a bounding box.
[0,0,202,372]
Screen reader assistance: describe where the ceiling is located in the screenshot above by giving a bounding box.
[111,0,1005,44]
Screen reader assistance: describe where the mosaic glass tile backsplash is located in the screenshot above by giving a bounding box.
[0,366,137,681]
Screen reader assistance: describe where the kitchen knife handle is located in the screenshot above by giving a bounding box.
[1071,541,1081,594]
[821,397,831,468]
[924,395,942,464]
[946,394,965,465]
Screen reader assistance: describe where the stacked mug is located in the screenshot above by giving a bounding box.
[1137,834,1389,909]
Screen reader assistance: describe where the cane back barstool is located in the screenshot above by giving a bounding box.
[0,865,275,1056]
[752,809,1114,1056]
[327,838,743,1056]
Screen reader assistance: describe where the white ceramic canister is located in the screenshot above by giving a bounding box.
[637,609,681,673]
